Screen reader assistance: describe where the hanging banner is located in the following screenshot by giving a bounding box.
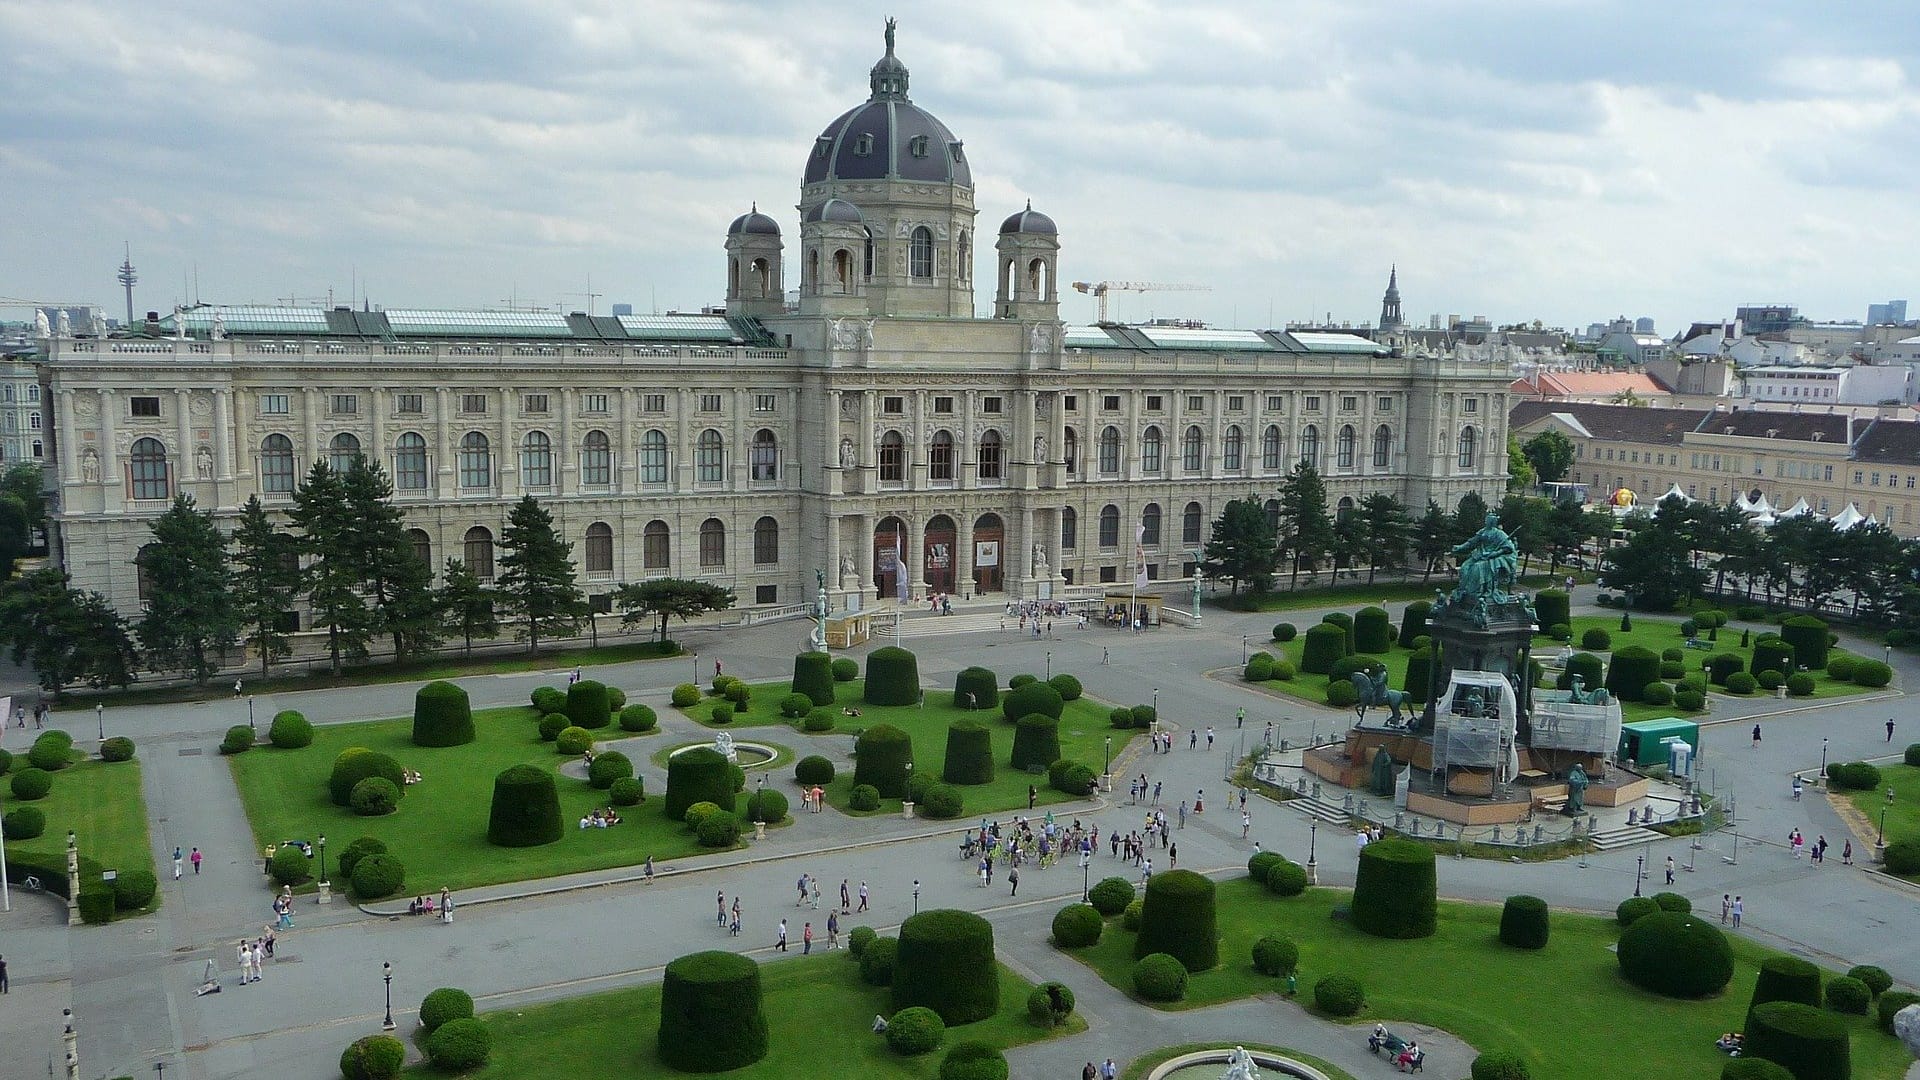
[975,540,999,567]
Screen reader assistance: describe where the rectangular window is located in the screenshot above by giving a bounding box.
[699,394,722,413]
[395,393,423,415]
[1187,395,1205,412]
[131,396,161,417]
[1099,565,1118,583]
[1377,396,1392,413]
[982,396,1003,414]
[460,394,488,414]
[1146,395,1164,412]
[883,396,904,415]
[934,396,954,414]
[1103,395,1121,412]
[1824,466,1833,481]
[1304,395,1321,412]
[1266,395,1283,410]
[755,584,779,605]
[582,393,609,414]
[1463,398,1479,414]
[1341,396,1357,412]
[1227,395,1245,411]
[28,413,40,430]
[1873,473,1882,486]
[643,394,666,413]
[753,393,777,413]
[331,394,359,416]
[260,394,289,415]
[26,385,38,402]
[1855,470,1864,484]
[1063,395,1077,412]
[522,394,549,414]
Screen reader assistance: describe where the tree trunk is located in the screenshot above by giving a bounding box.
[328,624,341,676]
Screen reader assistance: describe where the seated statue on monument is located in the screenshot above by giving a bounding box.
[1443,512,1532,622]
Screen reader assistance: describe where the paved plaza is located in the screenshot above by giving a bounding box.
[2,595,1918,1079]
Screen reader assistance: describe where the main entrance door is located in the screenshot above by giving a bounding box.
[972,513,1004,594]
[923,514,956,596]
[872,517,907,601]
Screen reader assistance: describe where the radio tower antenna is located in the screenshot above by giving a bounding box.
[116,242,138,327]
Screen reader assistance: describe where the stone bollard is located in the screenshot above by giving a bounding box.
[1533,824,1544,844]
[317,880,333,905]
[1491,825,1502,842]
[902,801,915,819]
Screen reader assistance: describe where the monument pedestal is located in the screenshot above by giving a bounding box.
[902,801,915,819]
[317,880,332,905]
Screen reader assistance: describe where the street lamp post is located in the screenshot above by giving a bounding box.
[1879,787,1895,860]
[1820,738,1829,788]
[63,1008,77,1080]
[316,833,330,905]
[691,653,700,685]
[95,703,104,742]
[1635,852,1645,896]
[1306,821,1318,885]
[1046,651,1052,680]
[1080,851,1090,902]
[247,696,255,733]
[382,962,395,1031]
[754,774,768,839]
[912,879,920,915]
[1242,635,1248,663]
[1103,735,1112,792]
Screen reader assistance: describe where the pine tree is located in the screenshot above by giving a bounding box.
[613,577,736,643]
[230,495,300,676]
[496,495,588,653]
[1200,497,1277,595]
[1413,500,1451,580]
[136,494,240,684]
[288,462,372,674]
[438,557,498,657]
[1275,461,1335,589]
[340,458,440,660]
[0,569,139,698]
[1355,492,1414,584]
[1451,490,1491,544]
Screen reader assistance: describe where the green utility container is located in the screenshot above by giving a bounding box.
[1616,718,1700,766]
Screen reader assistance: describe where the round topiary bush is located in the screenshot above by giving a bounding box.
[588,751,633,790]
[330,749,405,807]
[610,777,644,806]
[657,950,769,1072]
[1025,983,1076,1028]
[795,755,835,785]
[1751,638,1796,678]
[1009,674,1037,690]
[537,712,571,741]
[1049,673,1082,701]
[1744,1000,1850,1080]
[617,703,658,733]
[76,887,114,924]
[1130,704,1157,728]
[606,687,627,711]
[849,784,881,811]
[671,683,701,708]
[953,666,999,711]
[866,646,922,706]
[725,682,750,712]
[1089,876,1135,916]
[412,680,474,746]
[1847,964,1893,997]
[1617,911,1734,998]
[1499,895,1549,949]
[111,867,157,910]
[1721,1059,1795,1080]
[419,987,475,1034]
[1704,652,1743,686]
[854,724,914,798]
[1049,761,1096,796]
[350,776,401,816]
[941,720,994,786]
[1651,891,1690,914]
[1328,654,1380,685]
[1121,897,1144,931]
[1781,615,1831,670]
[1314,973,1364,1016]
[97,736,135,762]
[487,764,562,847]
[886,1005,945,1055]
[848,925,877,956]
[682,802,721,831]
[219,725,255,756]
[1244,655,1274,681]
[1354,606,1392,653]
[1825,761,1882,790]
[350,853,405,899]
[666,747,735,820]
[1556,652,1605,692]
[1131,953,1188,1002]
[920,783,963,819]
[1300,623,1347,675]
[1750,955,1823,1012]
[697,811,741,847]
[831,657,858,682]
[9,766,51,800]
[532,686,566,713]
[1052,903,1102,947]
[1325,680,1360,707]
[1252,933,1299,976]
[1825,654,1857,681]
[1824,975,1870,1015]
[860,936,898,986]
[1616,896,1659,926]
[425,1017,492,1070]
[1469,1051,1531,1080]
[1674,689,1706,711]
[2,806,46,840]
[269,710,314,749]
[941,1042,1011,1080]
[894,909,999,1023]
[1248,850,1282,882]
[1272,621,1299,642]
[1351,838,1437,939]
[339,1034,406,1080]
[1011,714,1062,771]
[1581,627,1612,651]
[792,651,835,706]
[1725,671,1758,695]
[803,708,836,733]
[1877,990,1920,1034]
[1757,670,1784,691]
[1000,681,1064,726]
[555,725,593,755]
[1908,743,1920,767]
[1604,645,1661,701]
[745,788,788,824]
[1786,673,1816,697]
[1134,869,1217,972]
[1265,859,1308,897]
[1852,659,1894,687]
[336,837,386,880]
[0,747,11,775]
[1642,682,1674,706]
[779,692,813,719]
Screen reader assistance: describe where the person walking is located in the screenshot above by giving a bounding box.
[1843,839,1854,865]
[1792,775,1803,801]
[1751,723,1762,748]
[827,910,839,949]
[1169,841,1178,868]
[440,887,455,924]
[643,855,654,884]
[1028,784,1038,810]
[1720,894,1730,923]
[190,847,202,875]
[797,873,809,907]
[236,940,253,985]
[1731,895,1743,929]
[840,879,851,913]
[1084,1064,1098,1080]
[803,923,813,954]
[1242,811,1252,839]
[1178,802,1187,828]
[0,954,7,993]
[1889,718,1897,743]
[172,847,184,880]
[718,890,728,926]
[776,919,788,951]
[1206,726,1214,749]
[811,877,822,909]
[1103,1058,1118,1080]
[730,896,742,937]
[1009,866,1020,897]
[1189,729,1198,750]
[1664,856,1675,885]
[857,881,869,912]
[1236,707,1245,729]
[1152,781,1162,806]
[1141,857,1152,884]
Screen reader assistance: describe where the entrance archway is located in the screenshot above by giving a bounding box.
[873,516,907,601]
[972,513,1004,594]
[924,514,956,596]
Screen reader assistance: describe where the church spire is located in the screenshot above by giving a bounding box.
[1379,265,1405,332]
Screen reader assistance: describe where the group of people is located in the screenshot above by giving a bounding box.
[717,879,870,941]
[799,785,827,813]
[578,807,625,828]
[235,935,274,984]
[1787,828,1843,863]
[9,702,50,729]
[407,887,455,922]
[924,593,954,615]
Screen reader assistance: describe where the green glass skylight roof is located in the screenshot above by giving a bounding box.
[1063,326,1119,348]
[169,306,331,334]
[615,314,740,342]
[383,309,575,337]
[1137,326,1272,350]
[1287,331,1391,353]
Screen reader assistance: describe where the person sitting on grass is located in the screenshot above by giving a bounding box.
[403,769,423,785]
[601,808,622,825]
[580,813,597,830]
[583,747,596,767]
[841,706,862,717]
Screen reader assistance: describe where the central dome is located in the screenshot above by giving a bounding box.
[802,20,972,188]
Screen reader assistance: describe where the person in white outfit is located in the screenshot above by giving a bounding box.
[237,941,254,984]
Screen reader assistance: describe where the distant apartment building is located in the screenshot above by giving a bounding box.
[1868,300,1908,326]
[1742,365,1914,406]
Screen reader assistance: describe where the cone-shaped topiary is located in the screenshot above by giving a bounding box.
[565,679,612,729]
[1751,638,1796,678]
[1534,589,1569,635]
[1133,868,1218,972]
[854,724,914,798]
[1749,955,1823,1015]
[1604,646,1662,702]
[487,764,562,846]
[1499,895,1550,949]
[1011,714,1062,771]
[1400,600,1433,649]
[1352,838,1437,939]
[792,651,835,706]
[894,909,999,1023]
[1720,1058,1795,1080]
[657,951,769,1072]
[1780,615,1830,670]
[411,681,474,747]
[1556,652,1604,692]
[953,666,999,711]
[943,720,995,785]
[665,747,736,821]
[1743,1001,1849,1080]
[1001,680,1063,723]
[1403,647,1432,703]
[866,646,922,705]
[1301,623,1347,675]
[1617,911,1733,998]
[1354,606,1392,653]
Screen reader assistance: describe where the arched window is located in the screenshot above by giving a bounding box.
[130,439,171,497]
[749,257,770,297]
[978,430,1003,480]
[584,522,613,573]
[1098,504,1121,548]
[135,543,158,601]
[1337,496,1356,520]
[910,226,934,278]
[1262,425,1282,470]
[395,432,428,490]
[1183,426,1204,472]
[863,231,875,280]
[1027,257,1049,299]
[640,429,668,484]
[1098,427,1121,475]
[463,526,495,580]
[458,432,491,489]
[407,528,432,568]
[930,430,955,481]
[521,431,553,487]
[957,230,970,281]
[581,430,611,486]
[1298,425,1319,469]
[833,248,852,290]
[1183,501,1204,545]
[807,249,819,288]
[1061,506,1078,550]
[1373,425,1392,468]
[1141,426,1163,473]
[1457,426,1478,469]
[260,434,294,494]
[1141,503,1162,547]
[879,430,905,482]
[1337,425,1356,469]
[696,429,724,483]
[751,429,778,482]
[1264,498,1281,531]
[643,520,669,570]
[1063,428,1078,474]
[699,518,726,567]
[329,432,361,474]
[1223,426,1243,471]
[753,516,779,565]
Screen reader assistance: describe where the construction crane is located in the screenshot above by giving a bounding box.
[1070,280,1210,323]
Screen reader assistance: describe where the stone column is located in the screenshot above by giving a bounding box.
[617,388,636,493]
[57,390,78,482]
[65,833,79,926]
[434,388,454,497]
[497,390,514,496]
[301,388,320,472]
[98,390,119,513]
[213,389,235,482]
[370,389,387,486]
[174,390,192,491]
[956,512,974,599]
[558,387,574,495]
[905,516,923,602]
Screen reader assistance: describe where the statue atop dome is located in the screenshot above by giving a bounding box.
[884,16,896,54]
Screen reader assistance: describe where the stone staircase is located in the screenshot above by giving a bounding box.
[896,610,1010,639]
[1587,824,1666,851]
[1283,794,1355,826]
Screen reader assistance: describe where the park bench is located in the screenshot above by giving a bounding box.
[1369,1032,1423,1072]
[1684,638,1713,650]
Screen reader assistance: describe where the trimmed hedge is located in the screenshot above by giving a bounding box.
[1049,673,1083,701]
[1121,898,1143,932]
[619,704,658,732]
[337,837,386,880]
[779,692,812,719]
[610,777,644,806]
[1001,681,1064,723]
[1050,761,1095,797]
[1581,627,1612,651]
[854,724,914,798]
[1134,869,1217,972]
[1326,680,1359,708]
[793,651,835,706]
[697,811,741,847]
[487,764,562,846]
[2,806,46,840]
[1130,704,1157,728]
[1264,859,1308,897]
[1617,911,1733,998]
[665,747,735,820]
[1499,895,1549,949]
[943,720,995,785]
[1026,983,1076,1028]
[1826,655,1857,681]
[1652,891,1691,914]
[1780,615,1830,670]
[0,747,9,775]
[329,749,405,807]
[1011,714,1062,771]
[1674,689,1706,711]
[832,657,859,682]
[1402,648,1432,704]
[538,712,571,741]
[1823,975,1870,1015]
[1130,952,1187,1002]
[77,887,114,924]
[607,687,626,711]
[1847,964,1893,996]
[1244,656,1273,681]
[953,666,999,711]
[657,951,769,1072]
[1533,590,1569,634]
[1908,743,1920,767]
[588,751,633,790]
[269,710,314,749]
[1300,623,1347,675]
[1314,973,1364,1016]
[112,867,157,911]
[418,987,475,1034]
[10,767,51,800]
[745,788,788,824]
[920,783,963,819]
[1604,646,1661,701]
[531,686,566,713]
[1089,876,1135,916]
[1751,638,1796,678]
[1399,600,1432,648]
[220,725,255,755]
[1642,682,1674,706]
[1825,761,1881,791]
[1322,611,1355,653]
[555,726,593,755]
[1725,672,1758,695]
[412,681,475,747]
[795,755,835,785]
[848,925,877,956]
[1616,896,1658,926]
[671,683,701,708]
[1853,659,1894,687]
[866,646,921,705]
[1252,934,1299,976]
[1877,990,1920,1034]
[1351,838,1437,939]
[1750,955,1822,1013]
[849,784,881,811]
[1744,1000,1849,1080]
[350,777,400,816]
[886,1006,945,1056]
[894,909,999,1023]
[1557,652,1605,692]
[860,937,898,986]
[425,1017,492,1071]
[1721,1059,1795,1080]
[339,1034,407,1080]
[1248,851,1282,882]
[350,853,405,899]
[1354,606,1393,653]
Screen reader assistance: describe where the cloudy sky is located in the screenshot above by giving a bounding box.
[3,1,1915,333]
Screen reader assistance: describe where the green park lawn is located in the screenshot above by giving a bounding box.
[1069,879,1913,1080]
[8,754,156,913]
[678,679,1135,818]
[229,707,730,896]
[406,953,1080,1078]
[1847,762,1920,862]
